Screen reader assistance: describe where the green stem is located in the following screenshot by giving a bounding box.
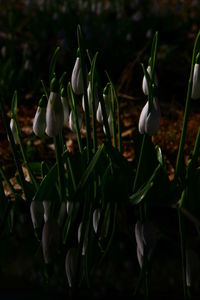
[54,134,66,202]
[178,203,189,300]
[133,134,146,193]
[77,25,92,161]
[175,31,200,181]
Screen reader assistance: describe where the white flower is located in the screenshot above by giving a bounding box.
[33,106,46,137]
[65,248,77,287]
[103,113,113,137]
[191,63,200,99]
[61,96,70,124]
[45,91,64,137]
[134,220,157,269]
[9,118,19,144]
[186,248,200,287]
[142,65,158,95]
[68,107,82,132]
[30,200,44,229]
[71,57,84,95]
[82,82,98,115]
[42,217,60,264]
[96,93,111,124]
[93,208,101,233]
[138,98,161,136]
[78,222,87,256]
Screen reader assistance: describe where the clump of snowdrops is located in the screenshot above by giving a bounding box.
[1,25,200,299]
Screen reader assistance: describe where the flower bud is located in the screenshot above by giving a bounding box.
[61,87,70,124]
[93,208,101,233]
[42,217,60,264]
[134,220,157,269]
[82,81,98,115]
[186,248,200,287]
[68,107,82,132]
[71,57,84,95]
[142,65,158,95]
[30,200,44,229]
[138,98,161,136]
[33,96,47,137]
[103,113,113,137]
[65,248,78,287]
[78,222,87,256]
[45,78,64,137]
[191,63,200,99]
[9,118,20,144]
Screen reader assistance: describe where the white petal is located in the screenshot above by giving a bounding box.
[142,66,158,95]
[191,63,200,99]
[145,99,161,135]
[61,96,70,124]
[138,101,148,134]
[45,92,64,137]
[135,220,144,257]
[93,208,101,233]
[65,248,77,287]
[71,57,84,95]
[30,200,44,229]
[68,108,82,132]
[33,106,46,137]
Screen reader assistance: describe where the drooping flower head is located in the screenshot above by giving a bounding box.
[45,77,64,137]
[96,83,111,124]
[138,98,161,136]
[33,95,47,137]
[82,79,98,115]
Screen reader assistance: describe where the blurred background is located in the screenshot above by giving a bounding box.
[1,0,200,299]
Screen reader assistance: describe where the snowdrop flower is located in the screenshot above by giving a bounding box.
[138,98,161,136]
[103,113,113,137]
[9,118,20,144]
[45,78,64,137]
[82,81,98,115]
[191,63,200,99]
[186,248,200,287]
[71,56,87,95]
[69,107,82,132]
[142,65,158,95]
[61,87,70,124]
[33,95,46,137]
[65,248,77,287]
[78,222,87,256]
[93,208,101,233]
[96,84,111,124]
[135,220,157,269]
[30,200,44,229]
[42,217,60,264]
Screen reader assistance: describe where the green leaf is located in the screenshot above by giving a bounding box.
[11,90,18,117]
[49,46,60,84]
[34,163,58,202]
[129,165,161,205]
[76,145,105,192]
